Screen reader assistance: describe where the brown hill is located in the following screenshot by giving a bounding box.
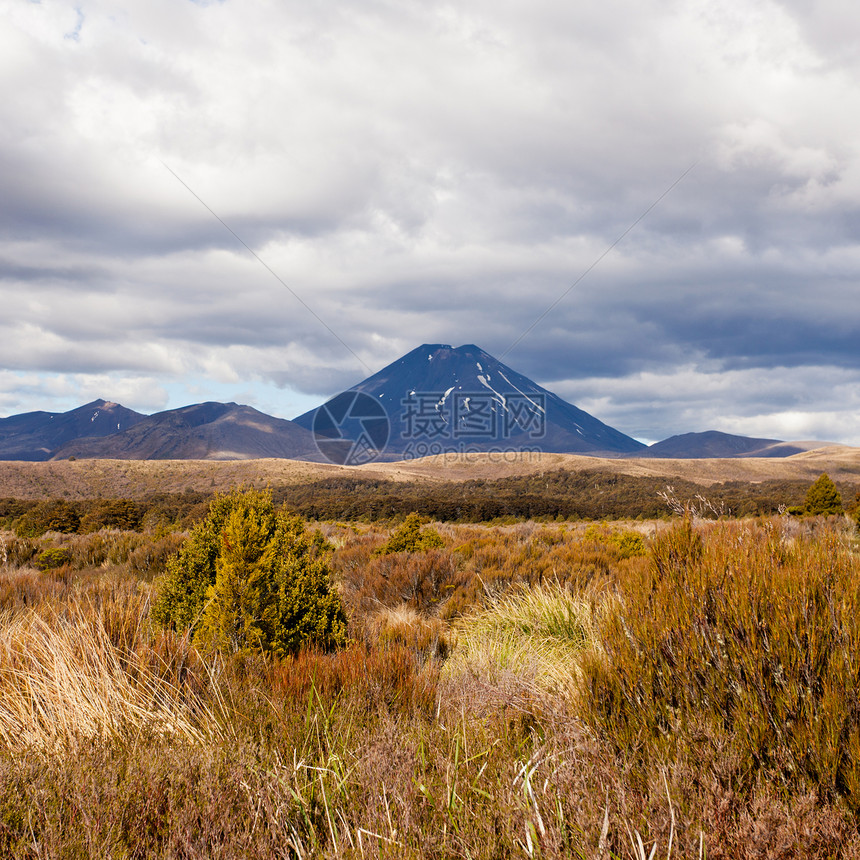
[1,445,858,500]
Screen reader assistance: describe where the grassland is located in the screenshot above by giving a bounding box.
[4,449,860,532]
[2,445,860,499]
[1,498,860,857]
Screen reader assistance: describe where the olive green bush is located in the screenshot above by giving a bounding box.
[374,512,444,555]
[79,499,144,533]
[152,489,347,656]
[15,500,80,538]
[582,523,647,558]
[805,472,843,516]
[34,547,71,571]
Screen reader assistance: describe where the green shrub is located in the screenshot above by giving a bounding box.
[805,473,843,516]
[375,513,444,555]
[609,530,647,558]
[583,524,647,558]
[579,519,860,809]
[153,489,347,657]
[79,499,144,533]
[152,490,261,633]
[15,500,80,538]
[34,547,71,571]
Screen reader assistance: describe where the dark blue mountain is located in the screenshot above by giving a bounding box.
[51,402,324,461]
[294,343,646,458]
[0,399,144,461]
[637,430,803,459]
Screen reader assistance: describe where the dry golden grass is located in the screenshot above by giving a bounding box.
[1,444,859,498]
[394,445,860,485]
[0,457,358,499]
[0,602,219,750]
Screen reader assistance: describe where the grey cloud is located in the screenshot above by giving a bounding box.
[1,0,859,443]
[0,258,107,285]
[775,1,860,67]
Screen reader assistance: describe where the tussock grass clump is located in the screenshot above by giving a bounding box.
[0,604,218,750]
[0,532,37,569]
[445,583,602,700]
[367,605,451,663]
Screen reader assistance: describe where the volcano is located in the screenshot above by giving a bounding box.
[294,343,645,459]
[0,399,145,461]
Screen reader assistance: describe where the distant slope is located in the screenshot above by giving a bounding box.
[0,399,144,461]
[638,431,829,459]
[295,343,646,457]
[640,431,784,459]
[52,402,325,462]
[0,445,858,500]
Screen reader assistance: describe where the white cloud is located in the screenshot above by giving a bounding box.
[0,370,170,415]
[555,364,860,445]
[0,0,859,445]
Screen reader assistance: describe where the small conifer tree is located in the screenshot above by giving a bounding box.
[153,488,347,656]
[260,512,349,656]
[195,503,275,653]
[804,473,843,516]
[152,489,272,633]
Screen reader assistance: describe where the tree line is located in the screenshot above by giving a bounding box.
[2,469,858,536]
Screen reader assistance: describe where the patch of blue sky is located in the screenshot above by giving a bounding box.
[0,372,323,422]
[159,377,321,420]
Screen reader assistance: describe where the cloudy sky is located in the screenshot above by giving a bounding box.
[3,0,860,445]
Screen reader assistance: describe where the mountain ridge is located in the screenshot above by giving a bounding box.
[0,399,145,461]
[50,402,325,462]
[0,344,837,462]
